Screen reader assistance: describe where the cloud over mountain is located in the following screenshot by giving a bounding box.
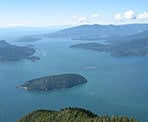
[115,10,136,20]
[124,10,136,19]
[115,10,148,20]
[73,16,88,23]
[137,12,148,19]
[73,14,100,24]
[114,13,122,20]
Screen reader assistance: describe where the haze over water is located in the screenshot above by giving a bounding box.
[0,30,148,122]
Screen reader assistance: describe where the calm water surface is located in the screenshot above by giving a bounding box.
[0,32,148,122]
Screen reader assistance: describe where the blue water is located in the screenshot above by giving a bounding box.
[0,31,148,122]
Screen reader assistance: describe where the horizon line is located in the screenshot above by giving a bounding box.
[0,22,148,28]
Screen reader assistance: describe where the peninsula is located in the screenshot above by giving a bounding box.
[0,40,40,62]
[70,36,148,57]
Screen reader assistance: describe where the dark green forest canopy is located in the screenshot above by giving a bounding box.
[19,74,87,91]
[17,107,138,122]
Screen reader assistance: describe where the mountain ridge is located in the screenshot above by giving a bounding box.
[47,23,148,40]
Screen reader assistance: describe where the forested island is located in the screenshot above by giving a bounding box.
[17,107,138,122]
[0,40,40,62]
[18,74,87,91]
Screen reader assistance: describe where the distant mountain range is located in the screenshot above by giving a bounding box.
[47,24,148,40]
[17,23,148,57]
[56,24,148,57]
[111,29,148,43]
[70,27,148,57]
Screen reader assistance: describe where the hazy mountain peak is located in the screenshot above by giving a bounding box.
[0,40,10,47]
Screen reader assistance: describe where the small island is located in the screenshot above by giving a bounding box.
[17,107,138,122]
[18,74,87,91]
[0,40,40,62]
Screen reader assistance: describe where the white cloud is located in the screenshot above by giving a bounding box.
[114,13,122,20]
[137,12,148,19]
[92,14,100,18]
[73,14,100,24]
[124,10,136,19]
[114,10,139,20]
[78,17,88,23]
[73,16,88,23]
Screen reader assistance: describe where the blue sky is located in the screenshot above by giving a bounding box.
[0,0,148,26]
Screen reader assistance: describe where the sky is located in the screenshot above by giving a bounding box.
[0,0,148,27]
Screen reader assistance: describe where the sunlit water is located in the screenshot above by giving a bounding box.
[0,31,148,122]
